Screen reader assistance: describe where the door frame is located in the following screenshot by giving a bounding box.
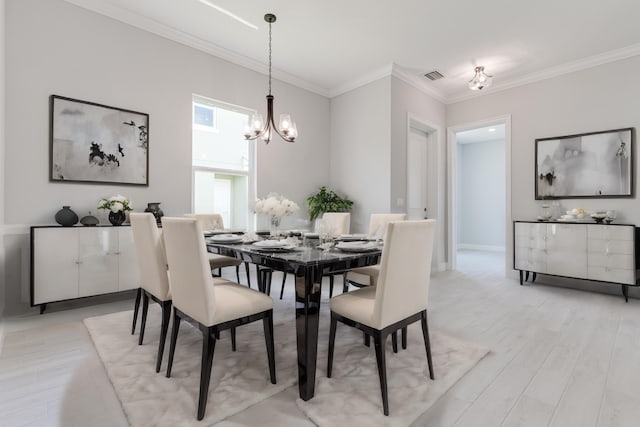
[446,114,512,273]
[406,113,446,271]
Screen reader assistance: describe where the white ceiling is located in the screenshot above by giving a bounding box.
[64,0,640,102]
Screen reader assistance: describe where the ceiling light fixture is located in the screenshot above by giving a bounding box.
[468,66,492,91]
[198,0,258,30]
[243,13,297,144]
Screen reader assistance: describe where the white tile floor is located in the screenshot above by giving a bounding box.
[2,251,639,427]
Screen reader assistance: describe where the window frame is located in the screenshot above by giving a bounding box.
[191,95,256,229]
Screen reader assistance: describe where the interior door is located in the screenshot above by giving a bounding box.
[407,127,428,220]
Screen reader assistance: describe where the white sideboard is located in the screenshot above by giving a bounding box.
[513,221,638,301]
[31,225,140,313]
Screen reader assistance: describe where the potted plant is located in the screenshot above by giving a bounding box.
[98,195,133,226]
[306,186,353,222]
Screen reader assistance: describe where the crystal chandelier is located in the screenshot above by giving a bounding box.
[468,66,492,91]
[243,13,297,143]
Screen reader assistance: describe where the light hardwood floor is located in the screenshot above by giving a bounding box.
[1,250,639,427]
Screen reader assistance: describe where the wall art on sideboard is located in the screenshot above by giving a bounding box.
[535,127,634,199]
[50,95,149,185]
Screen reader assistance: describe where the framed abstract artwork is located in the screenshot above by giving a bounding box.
[50,95,149,185]
[535,128,634,199]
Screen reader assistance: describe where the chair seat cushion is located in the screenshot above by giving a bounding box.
[346,264,380,287]
[210,281,273,326]
[330,286,377,328]
[207,253,242,269]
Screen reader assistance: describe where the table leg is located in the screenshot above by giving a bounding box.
[295,266,322,400]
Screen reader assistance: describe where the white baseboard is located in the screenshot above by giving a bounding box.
[457,244,505,252]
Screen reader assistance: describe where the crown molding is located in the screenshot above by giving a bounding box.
[328,64,394,98]
[62,0,330,97]
[446,42,640,104]
[390,65,448,103]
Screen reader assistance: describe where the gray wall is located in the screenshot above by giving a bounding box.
[447,56,640,228]
[0,0,6,350]
[390,76,447,268]
[3,0,331,314]
[457,139,505,249]
[329,77,391,233]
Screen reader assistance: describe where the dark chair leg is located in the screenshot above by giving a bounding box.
[392,331,398,353]
[279,273,287,300]
[327,313,337,377]
[235,265,240,283]
[343,281,349,293]
[364,332,370,347]
[401,326,407,350]
[374,332,390,416]
[329,275,334,298]
[264,270,273,296]
[421,310,435,380]
[138,292,150,345]
[231,327,236,351]
[263,311,276,384]
[131,288,142,335]
[197,328,216,421]
[156,300,172,373]
[166,308,181,378]
[217,267,222,277]
[245,263,252,288]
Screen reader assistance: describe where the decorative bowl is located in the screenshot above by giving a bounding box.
[591,212,607,223]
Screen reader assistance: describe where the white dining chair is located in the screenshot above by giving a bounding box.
[162,217,276,421]
[184,213,244,284]
[129,213,172,373]
[327,219,436,416]
[343,213,407,292]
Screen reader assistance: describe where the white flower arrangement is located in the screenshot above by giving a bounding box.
[97,195,133,213]
[254,193,299,219]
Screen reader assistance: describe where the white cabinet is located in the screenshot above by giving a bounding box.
[31,226,140,311]
[513,221,637,301]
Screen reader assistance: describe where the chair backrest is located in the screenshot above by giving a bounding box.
[185,213,224,231]
[129,213,171,301]
[321,212,351,236]
[162,217,217,326]
[372,220,436,329]
[368,213,407,238]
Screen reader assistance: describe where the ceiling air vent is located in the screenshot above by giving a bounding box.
[424,70,444,81]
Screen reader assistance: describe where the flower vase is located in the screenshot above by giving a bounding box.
[270,216,281,237]
[109,211,126,226]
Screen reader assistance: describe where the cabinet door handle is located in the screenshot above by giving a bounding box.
[75,260,83,264]
[114,251,121,255]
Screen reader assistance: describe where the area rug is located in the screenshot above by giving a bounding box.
[86,304,488,426]
[84,308,298,426]
[297,322,489,426]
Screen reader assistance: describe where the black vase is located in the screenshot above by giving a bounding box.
[108,210,126,226]
[55,206,79,227]
[144,202,164,224]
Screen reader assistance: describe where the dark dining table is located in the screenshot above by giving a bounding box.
[206,239,381,401]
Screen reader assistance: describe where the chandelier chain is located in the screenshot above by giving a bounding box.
[268,19,272,96]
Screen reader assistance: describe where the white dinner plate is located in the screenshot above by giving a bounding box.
[209,234,243,243]
[335,241,379,252]
[253,240,288,248]
[338,234,369,241]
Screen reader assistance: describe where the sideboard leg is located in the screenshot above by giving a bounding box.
[39,303,47,314]
[519,270,523,285]
[532,272,537,283]
[525,271,530,282]
[622,285,629,303]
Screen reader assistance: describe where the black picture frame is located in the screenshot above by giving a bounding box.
[50,95,149,185]
[535,127,634,200]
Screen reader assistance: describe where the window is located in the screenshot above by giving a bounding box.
[192,95,255,229]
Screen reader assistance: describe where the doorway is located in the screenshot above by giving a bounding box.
[406,115,443,270]
[447,116,511,273]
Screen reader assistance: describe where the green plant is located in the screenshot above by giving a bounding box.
[306,186,353,221]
